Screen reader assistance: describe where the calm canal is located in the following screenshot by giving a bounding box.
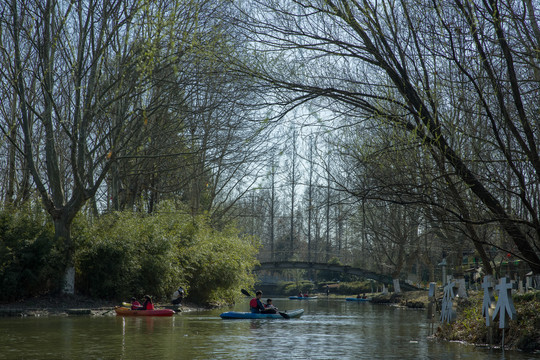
[1,297,538,359]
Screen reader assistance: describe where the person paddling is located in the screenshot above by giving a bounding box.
[249,290,266,313]
[141,295,155,310]
[264,299,278,314]
[130,297,142,310]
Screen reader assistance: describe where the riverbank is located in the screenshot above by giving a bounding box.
[434,291,540,352]
[369,289,540,352]
[370,289,429,308]
[0,294,204,317]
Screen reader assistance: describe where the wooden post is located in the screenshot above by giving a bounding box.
[427,282,437,335]
[481,275,496,346]
[440,281,457,323]
[492,277,517,350]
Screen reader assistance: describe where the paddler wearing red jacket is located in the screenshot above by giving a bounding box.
[250,290,266,313]
[131,297,142,310]
[141,295,155,310]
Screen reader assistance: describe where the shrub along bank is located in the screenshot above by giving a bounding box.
[273,280,374,296]
[0,204,64,301]
[0,204,259,305]
[435,291,540,352]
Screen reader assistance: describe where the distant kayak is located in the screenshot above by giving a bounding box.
[220,309,304,319]
[114,306,175,316]
[289,296,318,300]
[345,298,372,302]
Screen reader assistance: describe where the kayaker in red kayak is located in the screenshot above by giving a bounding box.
[131,297,142,310]
[141,295,155,310]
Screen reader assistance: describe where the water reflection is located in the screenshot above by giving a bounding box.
[0,299,538,359]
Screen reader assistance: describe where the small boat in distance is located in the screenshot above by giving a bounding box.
[289,296,318,300]
[345,297,372,302]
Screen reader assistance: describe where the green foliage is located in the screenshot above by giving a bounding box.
[0,205,64,301]
[174,216,260,305]
[0,202,258,305]
[75,206,258,304]
[276,281,315,295]
[509,295,540,352]
[436,292,540,352]
[331,281,373,295]
[513,290,540,303]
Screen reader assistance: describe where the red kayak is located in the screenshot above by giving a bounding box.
[114,306,175,317]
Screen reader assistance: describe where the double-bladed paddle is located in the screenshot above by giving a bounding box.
[241,289,290,319]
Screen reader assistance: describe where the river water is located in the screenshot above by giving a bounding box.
[1,297,538,360]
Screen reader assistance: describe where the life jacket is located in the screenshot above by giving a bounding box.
[142,300,154,310]
[249,298,258,309]
[131,301,141,310]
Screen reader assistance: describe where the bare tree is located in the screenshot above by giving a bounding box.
[230,0,540,273]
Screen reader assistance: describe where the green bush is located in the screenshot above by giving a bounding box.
[513,290,540,303]
[174,217,259,305]
[276,281,315,295]
[333,281,372,295]
[76,237,141,299]
[76,210,185,301]
[75,205,258,304]
[0,201,259,305]
[0,205,64,301]
[436,292,540,352]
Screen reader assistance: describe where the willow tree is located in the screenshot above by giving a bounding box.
[231,0,540,274]
[104,1,276,223]
[5,0,151,293]
[3,0,238,293]
[2,0,277,294]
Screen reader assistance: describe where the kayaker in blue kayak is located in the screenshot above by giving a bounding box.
[264,299,277,314]
[250,290,267,313]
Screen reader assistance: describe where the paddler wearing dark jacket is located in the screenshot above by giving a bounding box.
[249,290,266,313]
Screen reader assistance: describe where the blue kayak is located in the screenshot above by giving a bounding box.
[345,297,371,302]
[289,296,318,300]
[220,309,304,319]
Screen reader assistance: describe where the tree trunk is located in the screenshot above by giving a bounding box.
[54,215,74,294]
[6,120,16,205]
[429,264,435,283]
[393,278,401,294]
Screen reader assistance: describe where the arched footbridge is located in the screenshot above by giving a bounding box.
[254,261,421,291]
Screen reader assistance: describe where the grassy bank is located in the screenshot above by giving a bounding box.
[370,290,429,308]
[435,291,540,352]
[353,287,540,352]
